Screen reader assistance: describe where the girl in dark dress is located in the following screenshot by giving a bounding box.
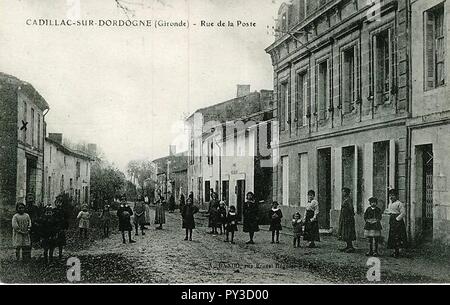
[117,198,135,244]
[243,192,259,244]
[386,189,407,258]
[364,197,383,256]
[269,201,283,244]
[225,205,238,244]
[303,190,320,248]
[292,212,303,248]
[208,192,220,234]
[182,192,199,241]
[338,187,356,253]
[217,201,227,235]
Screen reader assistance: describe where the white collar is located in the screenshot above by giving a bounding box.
[272,207,279,212]
[229,212,236,215]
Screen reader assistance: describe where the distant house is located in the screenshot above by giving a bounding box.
[44,133,96,207]
[186,85,274,215]
[152,148,188,204]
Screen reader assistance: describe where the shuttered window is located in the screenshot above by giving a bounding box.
[373,29,393,105]
[425,4,446,90]
[317,60,329,121]
[342,46,358,114]
[295,70,308,127]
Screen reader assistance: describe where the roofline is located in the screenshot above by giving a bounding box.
[45,137,96,161]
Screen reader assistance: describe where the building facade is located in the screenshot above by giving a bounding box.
[43,133,94,207]
[266,0,410,235]
[153,150,188,203]
[409,0,449,245]
[0,73,49,223]
[186,86,274,214]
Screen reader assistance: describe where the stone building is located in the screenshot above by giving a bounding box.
[266,0,410,236]
[186,85,274,214]
[0,73,49,223]
[408,0,449,245]
[43,133,95,207]
[153,148,188,204]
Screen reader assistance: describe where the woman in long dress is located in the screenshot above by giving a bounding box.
[386,189,407,258]
[144,196,151,227]
[154,194,166,230]
[243,192,259,244]
[208,192,220,234]
[182,192,199,241]
[337,187,356,252]
[303,190,320,248]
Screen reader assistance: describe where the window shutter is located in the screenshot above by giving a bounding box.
[425,12,436,90]
[334,147,342,210]
[342,52,351,114]
[389,139,396,190]
[353,146,359,213]
[363,142,374,210]
[279,84,285,131]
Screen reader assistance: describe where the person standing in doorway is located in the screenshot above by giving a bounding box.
[243,192,259,244]
[338,187,356,253]
[303,190,320,248]
[386,189,407,258]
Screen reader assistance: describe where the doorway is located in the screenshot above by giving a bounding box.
[222,180,229,205]
[26,155,37,200]
[236,180,246,221]
[417,144,434,243]
[317,148,331,229]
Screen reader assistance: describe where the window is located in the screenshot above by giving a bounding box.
[189,138,194,165]
[23,101,27,143]
[317,60,329,120]
[64,156,67,167]
[281,156,289,206]
[76,161,81,178]
[37,114,41,150]
[298,153,309,207]
[342,46,357,113]
[60,175,64,193]
[281,12,288,32]
[205,181,210,202]
[425,4,446,90]
[295,70,309,126]
[279,82,290,130]
[207,140,214,165]
[86,163,89,175]
[373,29,393,105]
[31,108,35,147]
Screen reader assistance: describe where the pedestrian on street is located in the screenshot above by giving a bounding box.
[303,190,320,248]
[133,199,146,236]
[364,197,383,257]
[77,205,90,239]
[243,192,259,244]
[100,203,112,238]
[217,200,227,235]
[54,198,69,259]
[154,192,166,230]
[117,197,136,244]
[208,192,220,234]
[12,203,32,262]
[179,193,186,214]
[292,212,303,248]
[224,205,238,244]
[144,196,151,228]
[269,201,283,244]
[39,204,58,264]
[182,192,199,241]
[386,189,407,258]
[337,187,356,253]
[168,192,176,213]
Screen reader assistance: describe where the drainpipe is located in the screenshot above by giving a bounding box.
[41,108,50,206]
[405,0,413,244]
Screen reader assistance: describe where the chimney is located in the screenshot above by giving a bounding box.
[169,145,176,156]
[48,133,63,144]
[236,85,251,98]
[87,143,97,156]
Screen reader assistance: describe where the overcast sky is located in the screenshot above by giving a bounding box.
[0,0,283,171]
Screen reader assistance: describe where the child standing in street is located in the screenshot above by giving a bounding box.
[77,205,90,239]
[292,212,303,248]
[117,198,136,244]
[224,206,238,244]
[217,201,227,235]
[100,204,112,238]
[364,197,383,256]
[269,201,283,244]
[181,193,199,241]
[12,203,32,262]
